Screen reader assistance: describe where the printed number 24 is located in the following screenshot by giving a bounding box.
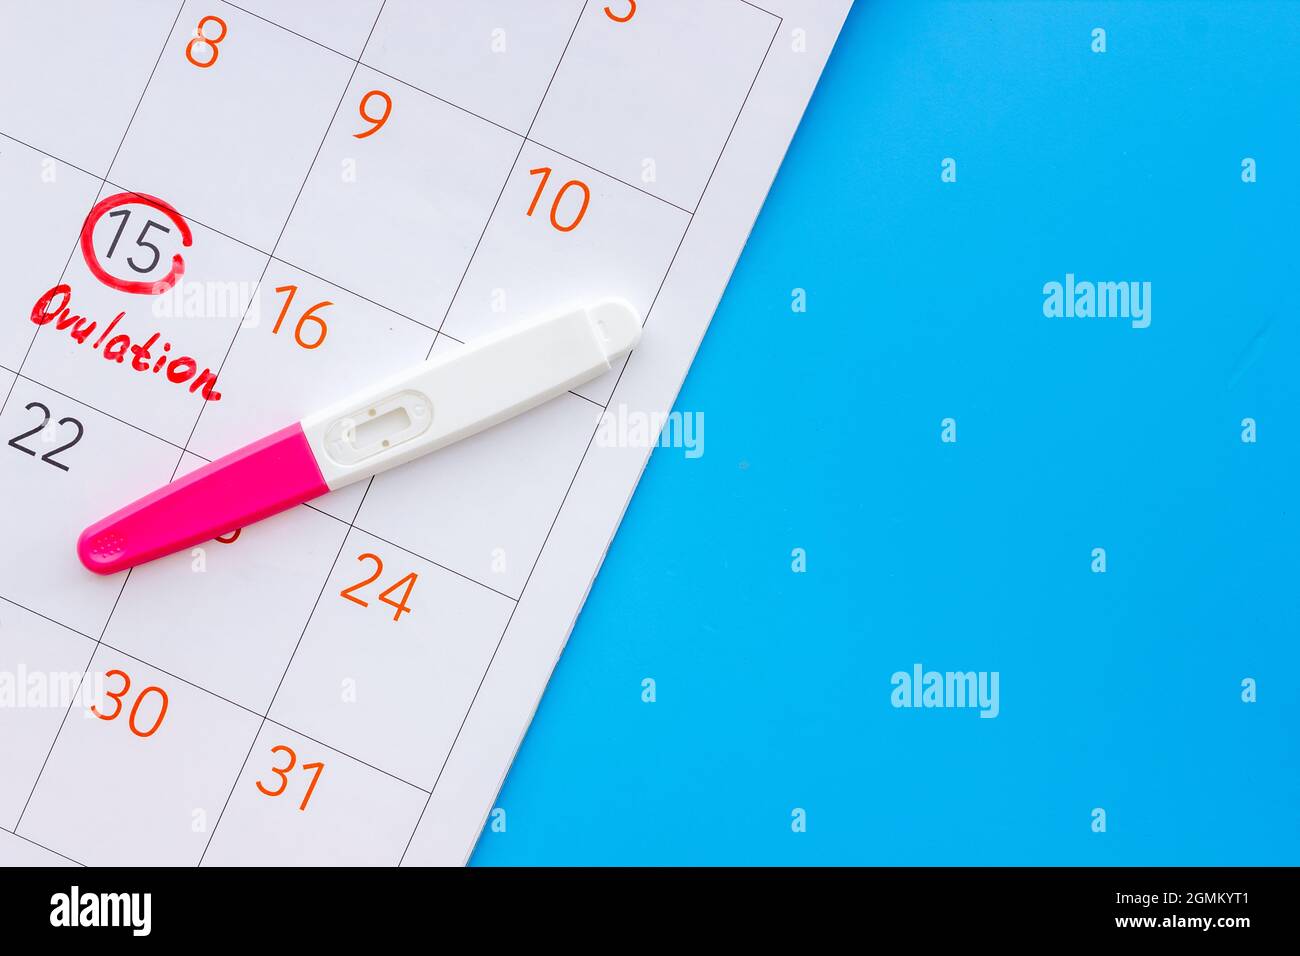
[340,553,417,621]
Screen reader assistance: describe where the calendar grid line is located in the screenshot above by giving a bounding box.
[90,641,264,718]
[340,526,520,603]
[169,1,392,481]
[1,364,192,455]
[261,256,435,331]
[562,389,607,410]
[189,3,400,864]
[0,1,188,426]
[1,204,601,403]
[6,348,517,587]
[14,568,134,831]
[194,728,262,865]
[259,715,431,795]
[90,636,432,796]
[2,21,692,436]
[0,130,103,183]
[0,402,555,607]
[400,14,785,858]
[214,0,696,218]
[0,128,432,336]
[216,0,379,64]
[398,452,583,864]
[398,2,603,861]
[738,0,782,21]
[0,823,86,867]
[198,479,384,865]
[217,0,522,138]
[2,0,766,440]
[99,7,192,184]
[423,137,529,362]
[423,0,591,359]
[0,594,97,645]
[3,357,545,619]
[7,2,192,841]
[125,464,527,602]
[681,20,783,231]
[527,139,695,216]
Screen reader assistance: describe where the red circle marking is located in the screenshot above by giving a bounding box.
[80,192,193,295]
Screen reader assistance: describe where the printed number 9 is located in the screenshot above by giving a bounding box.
[354,90,393,139]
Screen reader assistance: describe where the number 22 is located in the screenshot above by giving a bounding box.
[8,402,83,471]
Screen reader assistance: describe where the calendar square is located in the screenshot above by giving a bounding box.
[269,528,514,789]
[439,142,681,403]
[187,260,436,461]
[200,723,427,866]
[366,0,586,134]
[109,0,355,249]
[103,454,349,713]
[18,647,261,866]
[232,0,385,59]
[0,828,77,867]
[0,1,179,176]
[0,377,179,636]
[0,600,95,830]
[357,365,603,598]
[276,66,522,327]
[531,0,777,210]
[22,215,266,446]
[0,138,101,371]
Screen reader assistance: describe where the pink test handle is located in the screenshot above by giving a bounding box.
[77,424,329,575]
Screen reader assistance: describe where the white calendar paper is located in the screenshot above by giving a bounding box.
[0,0,851,866]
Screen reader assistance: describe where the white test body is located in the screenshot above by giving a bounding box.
[300,299,641,490]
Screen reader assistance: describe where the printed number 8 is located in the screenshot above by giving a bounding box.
[186,15,227,68]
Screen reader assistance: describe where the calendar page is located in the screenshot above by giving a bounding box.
[0,0,850,866]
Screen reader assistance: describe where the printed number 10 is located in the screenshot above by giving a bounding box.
[527,167,590,232]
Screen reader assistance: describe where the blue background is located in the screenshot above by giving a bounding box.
[473,0,1299,865]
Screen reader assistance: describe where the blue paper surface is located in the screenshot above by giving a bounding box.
[473,0,1299,865]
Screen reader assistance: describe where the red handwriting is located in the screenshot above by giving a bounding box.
[30,284,222,401]
[80,192,192,296]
